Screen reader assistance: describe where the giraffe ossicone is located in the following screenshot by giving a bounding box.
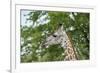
[42,24,78,61]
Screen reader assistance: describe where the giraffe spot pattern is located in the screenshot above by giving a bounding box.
[43,25,77,61]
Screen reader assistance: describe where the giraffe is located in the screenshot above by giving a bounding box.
[42,24,78,61]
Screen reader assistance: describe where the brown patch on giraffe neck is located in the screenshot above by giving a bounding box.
[64,47,77,60]
[64,32,78,60]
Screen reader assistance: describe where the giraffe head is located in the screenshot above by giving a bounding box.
[42,24,68,49]
[41,24,78,60]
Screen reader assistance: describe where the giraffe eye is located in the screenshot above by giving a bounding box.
[53,34,57,37]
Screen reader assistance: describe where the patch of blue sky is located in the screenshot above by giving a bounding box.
[21,10,50,28]
[21,10,33,27]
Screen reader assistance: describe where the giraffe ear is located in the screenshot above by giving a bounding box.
[60,24,64,30]
[59,23,62,26]
[58,23,64,30]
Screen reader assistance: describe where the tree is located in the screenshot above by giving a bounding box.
[21,10,89,62]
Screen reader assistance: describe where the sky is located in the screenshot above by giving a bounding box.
[21,10,33,27]
[21,10,50,27]
[20,9,76,28]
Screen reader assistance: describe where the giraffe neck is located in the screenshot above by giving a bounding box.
[64,33,77,61]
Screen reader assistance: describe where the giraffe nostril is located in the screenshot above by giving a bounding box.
[42,43,48,48]
[42,44,46,48]
[42,44,49,48]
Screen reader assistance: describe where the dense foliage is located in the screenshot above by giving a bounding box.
[21,10,89,63]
